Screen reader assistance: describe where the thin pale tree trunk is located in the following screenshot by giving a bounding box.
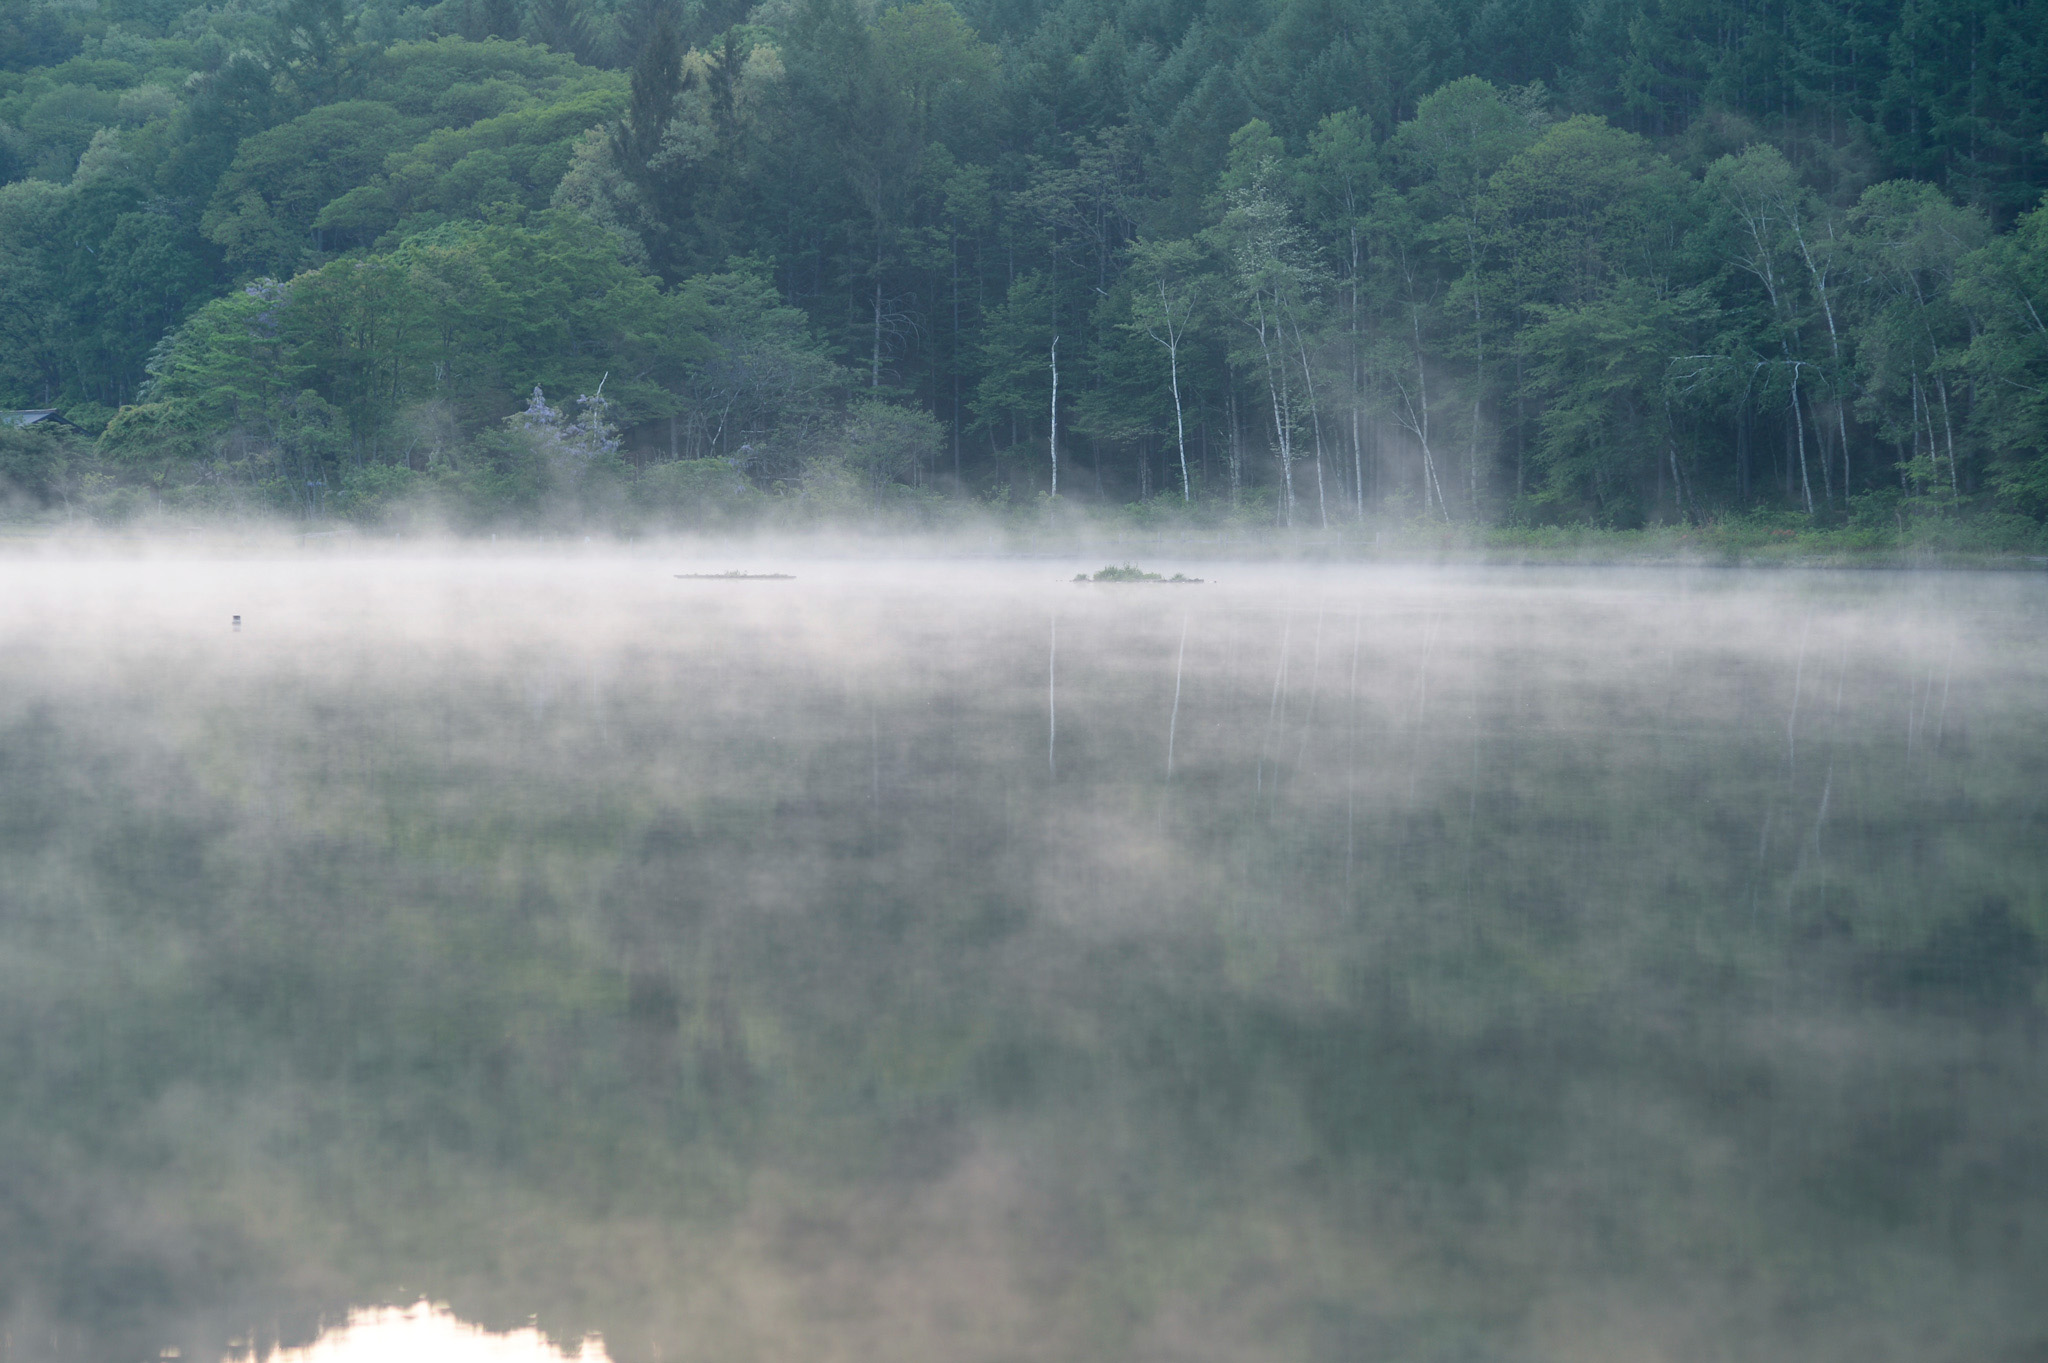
[1049,335,1059,498]
[1791,363,1814,516]
[1255,294,1295,526]
[1163,282,1189,501]
[1290,314,1328,528]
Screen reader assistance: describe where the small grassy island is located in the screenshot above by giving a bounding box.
[1075,564,1205,583]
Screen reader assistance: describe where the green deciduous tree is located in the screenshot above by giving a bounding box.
[1953,193,2048,514]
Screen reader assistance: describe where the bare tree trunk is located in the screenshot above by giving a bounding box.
[1813,394,1834,506]
[1911,373,1926,477]
[1412,328,1447,519]
[1839,401,1850,500]
[1351,230,1364,522]
[1352,397,1364,522]
[1791,364,1814,516]
[1664,398,1692,525]
[1166,612,1188,782]
[1935,376,1959,497]
[1048,335,1059,499]
[871,223,884,390]
[1227,384,1242,505]
[1165,298,1189,501]
[1470,288,1482,518]
[1255,296,1295,526]
[952,232,962,486]
[1791,219,1855,505]
[1290,316,1328,529]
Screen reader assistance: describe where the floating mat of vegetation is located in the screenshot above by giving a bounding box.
[674,571,796,579]
[1075,563,1203,582]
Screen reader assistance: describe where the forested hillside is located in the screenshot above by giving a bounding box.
[3,0,2046,531]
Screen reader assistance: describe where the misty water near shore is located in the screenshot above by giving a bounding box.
[2,550,2044,1363]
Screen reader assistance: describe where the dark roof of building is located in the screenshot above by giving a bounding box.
[1,410,82,431]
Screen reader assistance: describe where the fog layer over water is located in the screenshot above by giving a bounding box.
[2,553,2044,1363]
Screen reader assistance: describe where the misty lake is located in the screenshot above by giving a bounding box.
[2,552,2044,1363]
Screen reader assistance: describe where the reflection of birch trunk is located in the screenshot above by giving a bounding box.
[1344,610,1362,892]
[1047,614,1057,779]
[1255,613,1291,807]
[1166,613,1188,782]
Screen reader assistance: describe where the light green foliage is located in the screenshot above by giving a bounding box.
[103,280,305,464]
[376,84,624,228]
[1483,117,1687,312]
[640,453,761,522]
[2,0,2048,529]
[667,260,837,472]
[1955,195,2048,515]
[1212,122,1331,523]
[0,177,70,403]
[1845,180,1994,506]
[105,210,690,509]
[972,271,1055,441]
[201,100,418,274]
[836,398,942,492]
[1520,277,1712,522]
[0,421,74,506]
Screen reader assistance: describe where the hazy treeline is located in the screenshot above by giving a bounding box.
[3,0,2048,532]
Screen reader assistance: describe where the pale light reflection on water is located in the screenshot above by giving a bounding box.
[0,550,2044,1363]
[227,1302,608,1362]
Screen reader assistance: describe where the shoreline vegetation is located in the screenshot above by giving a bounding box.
[2,509,2044,570]
[6,0,2048,568]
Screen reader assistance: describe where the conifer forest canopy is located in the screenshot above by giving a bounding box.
[3,0,2048,530]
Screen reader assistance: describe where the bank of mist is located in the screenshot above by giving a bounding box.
[0,550,2043,1362]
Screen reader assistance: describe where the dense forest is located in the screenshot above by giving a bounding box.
[2,0,2046,531]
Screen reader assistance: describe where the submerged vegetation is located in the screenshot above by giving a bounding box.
[3,0,2048,543]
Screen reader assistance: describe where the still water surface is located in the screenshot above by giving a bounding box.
[1,554,2043,1363]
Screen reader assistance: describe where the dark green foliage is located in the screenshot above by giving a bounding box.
[0,423,72,504]
[6,0,2048,528]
